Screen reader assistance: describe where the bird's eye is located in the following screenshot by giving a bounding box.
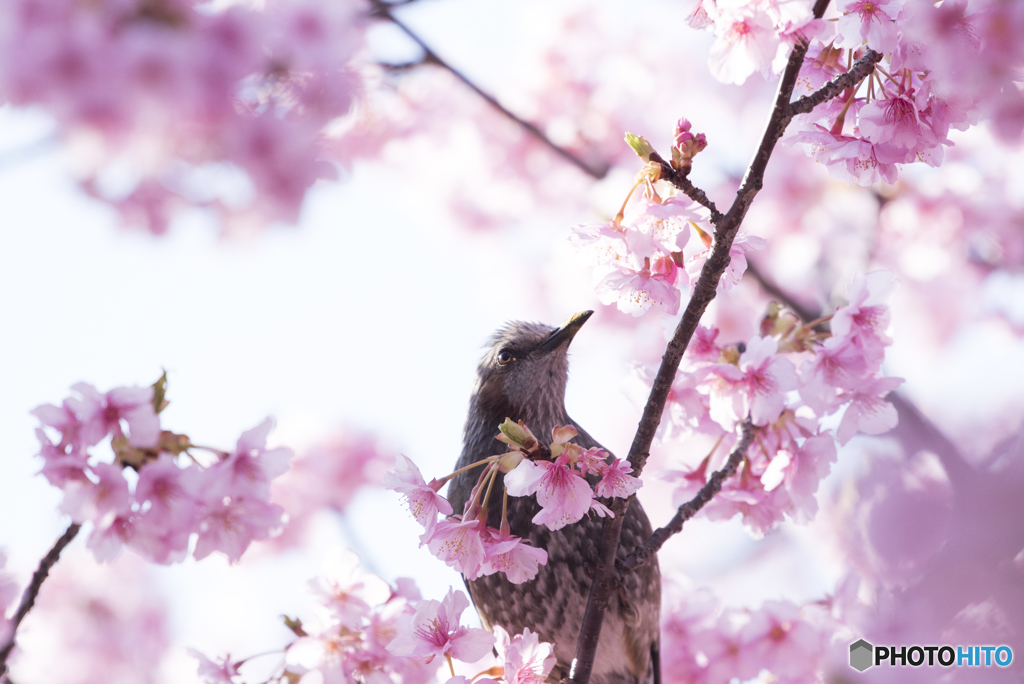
[497,350,514,365]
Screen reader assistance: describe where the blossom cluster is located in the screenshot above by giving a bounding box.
[5,554,171,684]
[660,579,835,684]
[658,271,902,536]
[385,420,641,583]
[32,378,291,564]
[0,0,365,233]
[678,0,1024,183]
[191,551,556,684]
[572,138,765,317]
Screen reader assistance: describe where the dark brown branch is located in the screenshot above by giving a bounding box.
[620,421,755,574]
[648,151,724,224]
[368,0,609,180]
[790,49,882,116]
[569,3,838,682]
[0,523,80,677]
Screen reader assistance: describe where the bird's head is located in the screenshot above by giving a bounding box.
[470,310,594,427]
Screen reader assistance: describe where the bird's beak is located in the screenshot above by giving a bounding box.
[536,310,594,354]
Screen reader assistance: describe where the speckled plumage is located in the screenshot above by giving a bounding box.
[448,318,661,684]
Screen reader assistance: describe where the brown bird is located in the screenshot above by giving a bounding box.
[447,311,661,684]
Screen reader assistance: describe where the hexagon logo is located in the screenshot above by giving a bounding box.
[850,639,874,672]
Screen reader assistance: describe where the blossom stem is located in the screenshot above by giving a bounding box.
[445,654,456,678]
[480,465,499,520]
[614,178,646,225]
[441,456,499,484]
[500,488,510,536]
[0,522,81,678]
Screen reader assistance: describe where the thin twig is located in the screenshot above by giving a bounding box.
[648,151,724,224]
[619,421,755,574]
[0,523,81,677]
[568,3,836,682]
[790,49,883,116]
[368,0,609,180]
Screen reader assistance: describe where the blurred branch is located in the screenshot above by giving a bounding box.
[569,2,837,681]
[368,0,610,179]
[619,421,755,575]
[0,136,57,174]
[0,523,81,678]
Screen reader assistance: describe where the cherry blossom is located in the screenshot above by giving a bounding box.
[493,625,557,684]
[481,528,548,585]
[424,517,487,579]
[386,588,495,664]
[383,454,454,538]
[504,455,595,530]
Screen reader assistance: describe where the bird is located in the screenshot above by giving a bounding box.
[447,310,661,684]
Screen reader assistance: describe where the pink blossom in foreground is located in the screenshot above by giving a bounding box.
[188,650,241,684]
[8,554,170,684]
[386,588,495,664]
[310,549,392,630]
[383,454,454,538]
[493,625,557,684]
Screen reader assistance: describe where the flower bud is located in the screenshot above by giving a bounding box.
[497,419,539,452]
[625,133,655,162]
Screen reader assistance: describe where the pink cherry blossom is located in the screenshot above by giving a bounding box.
[596,257,682,317]
[709,4,782,85]
[193,494,285,563]
[386,588,495,664]
[708,335,798,428]
[65,382,161,448]
[505,457,594,530]
[424,517,487,579]
[482,528,549,584]
[686,232,767,292]
[383,454,454,538]
[837,0,900,53]
[188,650,241,684]
[836,375,904,445]
[594,458,642,498]
[493,626,557,684]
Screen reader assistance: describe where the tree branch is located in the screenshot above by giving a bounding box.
[0,523,80,678]
[569,3,838,682]
[620,421,755,574]
[648,151,724,224]
[368,0,610,180]
[789,49,882,116]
